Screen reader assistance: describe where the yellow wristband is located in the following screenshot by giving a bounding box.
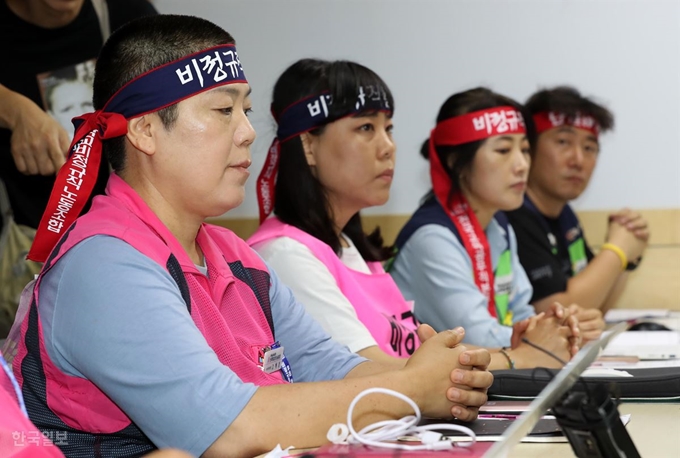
[601,243,627,271]
[499,348,515,370]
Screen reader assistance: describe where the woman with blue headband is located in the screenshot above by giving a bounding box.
[7,15,494,458]
[250,59,423,362]
[249,57,491,412]
[247,60,571,373]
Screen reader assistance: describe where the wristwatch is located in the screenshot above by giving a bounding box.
[626,256,642,271]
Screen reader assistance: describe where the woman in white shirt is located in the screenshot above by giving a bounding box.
[248,60,580,373]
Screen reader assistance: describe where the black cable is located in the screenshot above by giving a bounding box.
[521,337,568,366]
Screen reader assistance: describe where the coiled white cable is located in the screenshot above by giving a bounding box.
[327,387,476,451]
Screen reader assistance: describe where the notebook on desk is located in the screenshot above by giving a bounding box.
[604,309,671,323]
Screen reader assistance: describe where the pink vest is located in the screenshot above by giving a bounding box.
[1,351,64,458]
[12,175,284,454]
[248,218,419,357]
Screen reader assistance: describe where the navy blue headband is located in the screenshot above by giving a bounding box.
[275,85,392,142]
[257,85,391,223]
[103,44,247,119]
[32,44,248,263]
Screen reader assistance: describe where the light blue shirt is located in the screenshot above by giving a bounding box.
[39,235,365,457]
[390,219,534,348]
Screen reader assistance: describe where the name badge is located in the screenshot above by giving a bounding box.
[260,345,285,374]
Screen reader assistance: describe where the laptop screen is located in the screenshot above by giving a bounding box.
[484,321,628,457]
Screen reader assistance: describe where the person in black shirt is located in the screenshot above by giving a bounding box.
[0,0,157,228]
[507,87,649,323]
[0,0,157,336]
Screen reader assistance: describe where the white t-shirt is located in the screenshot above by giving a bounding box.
[252,234,378,353]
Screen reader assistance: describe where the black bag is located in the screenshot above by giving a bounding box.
[489,367,680,400]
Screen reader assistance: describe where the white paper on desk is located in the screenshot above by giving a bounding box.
[592,358,680,369]
[602,331,680,359]
[581,368,633,377]
[604,309,671,323]
[605,309,670,323]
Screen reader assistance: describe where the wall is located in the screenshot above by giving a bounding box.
[212,210,680,310]
[154,0,679,308]
[155,0,680,218]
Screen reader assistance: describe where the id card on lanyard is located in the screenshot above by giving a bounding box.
[259,341,294,383]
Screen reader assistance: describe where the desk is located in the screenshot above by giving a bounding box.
[508,403,680,458]
[281,404,680,458]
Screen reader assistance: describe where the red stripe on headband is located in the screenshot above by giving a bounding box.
[533,111,600,137]
[433,106,526,147]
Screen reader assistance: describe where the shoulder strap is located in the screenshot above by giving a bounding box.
[91,0,110,42]
[388,197,460,272]
[394,197,455,250]
[557,204,581,234]
[166,254,191,314]
[493,211,511,250]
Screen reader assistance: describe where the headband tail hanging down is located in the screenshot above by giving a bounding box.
[256,139,280,223]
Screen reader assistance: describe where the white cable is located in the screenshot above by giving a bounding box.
[327,387,476,451]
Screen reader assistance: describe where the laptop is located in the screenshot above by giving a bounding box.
[309,323,627,458]
[481,321,628,457]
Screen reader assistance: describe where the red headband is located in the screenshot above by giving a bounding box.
[532,111,600,137]
[432,106,526,147]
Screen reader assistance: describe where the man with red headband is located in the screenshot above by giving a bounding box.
[507,86,649,313]
[8,14,491,458]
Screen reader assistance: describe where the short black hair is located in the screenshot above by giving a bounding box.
[271,59,394,261]
[93,14,235,172]
[525,86,614,144]
[420,87,528,201]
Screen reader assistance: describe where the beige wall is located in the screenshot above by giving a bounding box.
[212,208,680,310]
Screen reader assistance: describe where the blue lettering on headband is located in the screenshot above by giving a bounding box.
[103,44,247,119]
[276,85,391,142]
